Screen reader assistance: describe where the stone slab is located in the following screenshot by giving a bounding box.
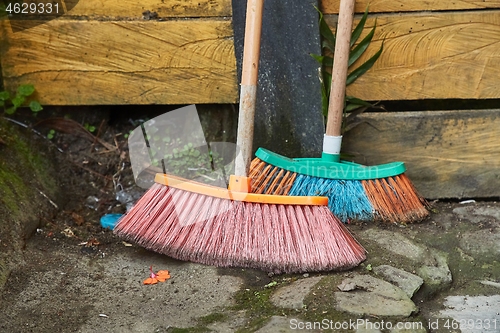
[270,276,323,310]
[335,274,418,317]
[373,265,424,298]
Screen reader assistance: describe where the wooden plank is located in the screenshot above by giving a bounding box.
[325,11,500,100]
[341,110,500,199]
[0,19,238,105]
[321,0,500,14]
[66,0,231,18]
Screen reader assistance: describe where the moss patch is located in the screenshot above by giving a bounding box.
[0,168,29,217]
[0,117,61,290]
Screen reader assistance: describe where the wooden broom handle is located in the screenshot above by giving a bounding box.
[325,0,355,137]
[234,0,264,177]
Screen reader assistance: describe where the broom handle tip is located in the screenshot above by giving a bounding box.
[325,0,356,137]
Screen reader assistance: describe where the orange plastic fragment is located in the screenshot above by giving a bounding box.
[143,277,158,285]
[143,266,171,285]
[155,270,171,282]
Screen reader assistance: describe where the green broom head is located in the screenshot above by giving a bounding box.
[250,148,429,224]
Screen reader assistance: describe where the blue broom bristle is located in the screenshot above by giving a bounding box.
[289,174,374,222]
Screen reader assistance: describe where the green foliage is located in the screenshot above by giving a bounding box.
[312,6,383,133]
[47,129,56,140]
[0,84,43,115]
[84,123,96,133]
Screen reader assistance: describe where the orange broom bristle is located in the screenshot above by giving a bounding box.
[362,174,429,223]
[114,182,366,274]
[249,161,297,196]
[249,157,429,224]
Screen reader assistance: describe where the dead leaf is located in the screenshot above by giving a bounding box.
[86,237,100,247]
[71,212,85,226]
[62,228,76,238]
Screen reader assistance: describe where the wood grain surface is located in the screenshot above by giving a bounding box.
[0,19,237,105]
[326,11,500,100]
[321,0,500,13]
[66,0,231,18]
[342,110,500,199]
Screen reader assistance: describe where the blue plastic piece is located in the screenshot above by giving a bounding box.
[289,174,374,223]
[100,213,123,230]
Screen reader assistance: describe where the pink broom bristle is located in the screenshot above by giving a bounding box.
[114,183,366,274]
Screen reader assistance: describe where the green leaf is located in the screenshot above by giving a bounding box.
[17,84,35,97]
[321,39,335,53]
[346,41,383,86]
[346,96,372,108]
[321,70,332,117]
[350,6,369,47]
[5,106,16,115]
[349,22,376,67]
[323,71,332,96]
[11,95,25,108]
[310,53,324,64]
[29,100,43,112]
[0,91,10,101]
[322,55,333,68]
[321,84,329,117]
[316,6,336,49]
[345,103,367,112]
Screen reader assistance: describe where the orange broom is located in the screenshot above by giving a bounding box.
[249,0,428,224]
[113,0,366,274]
